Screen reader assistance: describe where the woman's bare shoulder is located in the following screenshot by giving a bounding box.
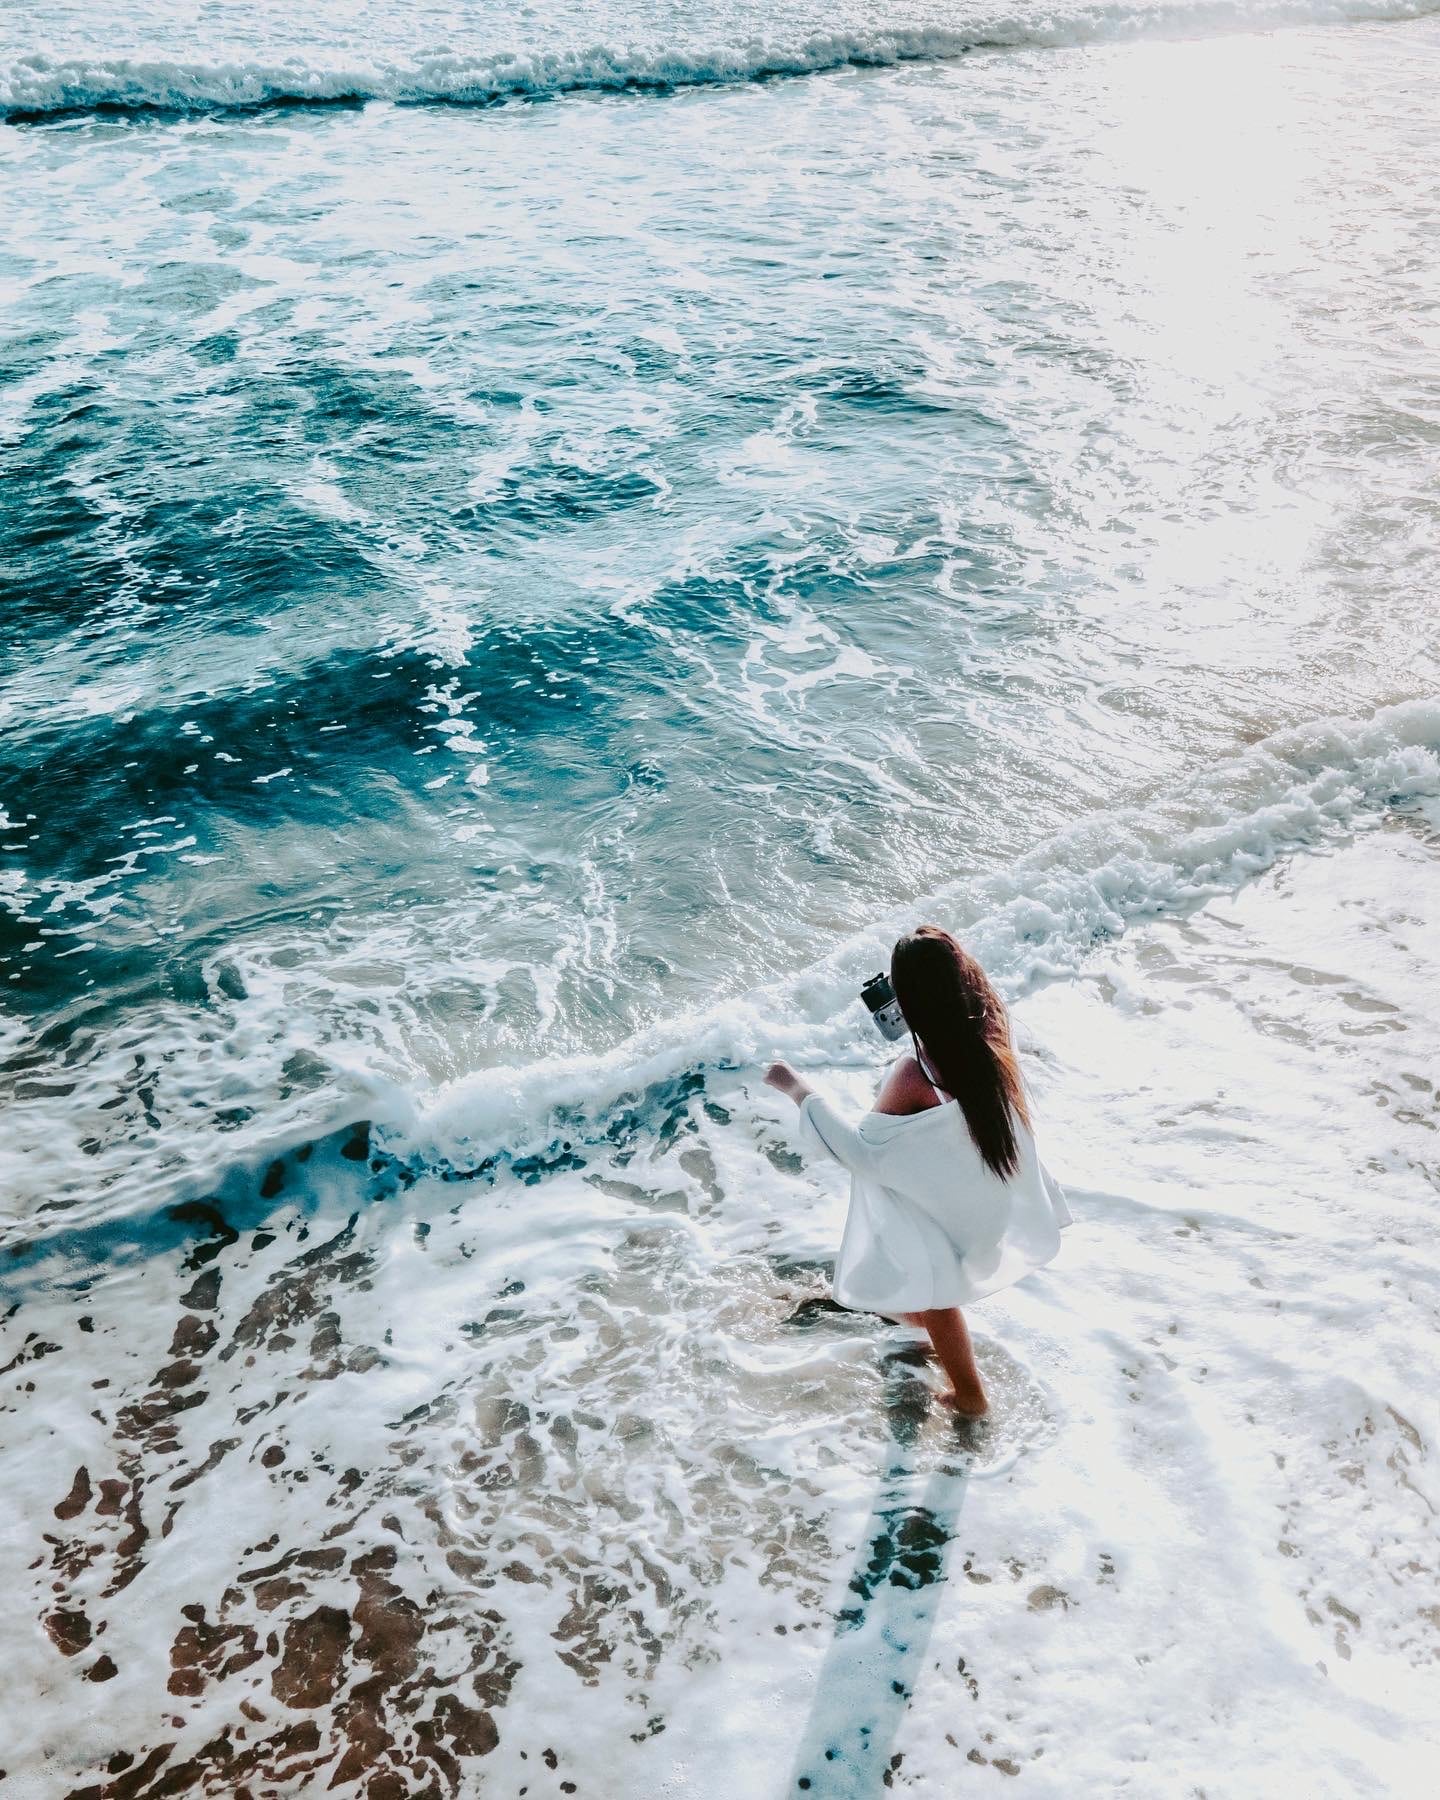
[871,1053,943,1117]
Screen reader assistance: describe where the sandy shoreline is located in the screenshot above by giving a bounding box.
[3,810,1436,1797]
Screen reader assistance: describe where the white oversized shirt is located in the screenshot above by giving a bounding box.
[797,1091,1072,1312]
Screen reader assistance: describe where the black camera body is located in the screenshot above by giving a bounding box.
[860,972,907,1042]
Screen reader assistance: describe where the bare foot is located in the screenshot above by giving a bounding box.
[941,1385,990,1421]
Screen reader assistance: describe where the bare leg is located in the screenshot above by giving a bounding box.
[918,1307,988,1418]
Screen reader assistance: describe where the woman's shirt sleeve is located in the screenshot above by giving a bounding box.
[797,1092,876,1177]
[1040,1160,1073,1228]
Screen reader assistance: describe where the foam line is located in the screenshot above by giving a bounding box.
[5,0,1439,118]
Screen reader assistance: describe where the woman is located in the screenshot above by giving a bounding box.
[765,925,1070,1417]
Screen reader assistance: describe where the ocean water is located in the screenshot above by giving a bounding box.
[2,2,1439,1795]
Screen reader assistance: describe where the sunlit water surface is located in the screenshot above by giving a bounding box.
[2,5,1439,1795]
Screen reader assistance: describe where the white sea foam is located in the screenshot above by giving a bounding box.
[412,696,1440,1170]
[5,18,1439,1788]
[9,697,1432,1243]
[5,796,1437,1795]
[4,0,1439,116]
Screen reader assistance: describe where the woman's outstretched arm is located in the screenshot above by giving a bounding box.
[764,1056,934,1177]
[764,1061,872,1174]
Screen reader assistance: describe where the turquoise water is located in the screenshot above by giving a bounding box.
[3,7,1440,1793]
[6,12,1439,1224]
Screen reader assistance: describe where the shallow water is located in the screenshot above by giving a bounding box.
[2,3,1440,1795]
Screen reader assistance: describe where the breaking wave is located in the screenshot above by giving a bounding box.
[5,697,1437,1248]
[5,0,1439,118]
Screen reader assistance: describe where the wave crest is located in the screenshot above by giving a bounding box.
[4,697,1438,1249]
[5,0,1439,118]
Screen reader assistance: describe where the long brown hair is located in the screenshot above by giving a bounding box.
[890,925,1030,1179]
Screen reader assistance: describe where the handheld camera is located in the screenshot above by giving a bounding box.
[860,972,907,1042]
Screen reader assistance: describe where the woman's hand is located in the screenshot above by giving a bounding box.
[764,1060,812,1106]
